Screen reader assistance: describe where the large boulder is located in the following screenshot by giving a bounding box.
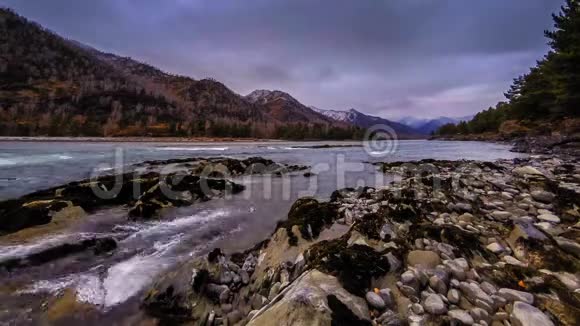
[248,270,370,326]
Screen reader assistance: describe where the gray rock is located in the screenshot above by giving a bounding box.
[423,294,448,315]
[378,310,404,326]
[430,275,448,295]
[513,166,544,177]
[448,289,461,304]
[411,303,424,314]
[510,301,554,326]
[531,190,555,203]
[240,269,250,285]
[491,211,512,220]
[250,294,268,310]
[227,310,243,325]
[555,237,580,258]
[470,307,490,323]
[401,270,417,285]
[385,252,402,272]
[448,309,474,325]
[459,282,493,307]
[379,288,394,307]
[480,282,497,295]
[366,291,386,310]
[497,289,533,305]
[537,213,560,223]
[486,243,506,254]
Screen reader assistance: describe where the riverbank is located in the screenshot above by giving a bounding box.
[134,154,580,325]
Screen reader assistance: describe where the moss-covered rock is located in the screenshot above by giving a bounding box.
[276,197,339,246]
[305,237,390,296]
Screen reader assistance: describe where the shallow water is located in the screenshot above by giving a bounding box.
[0,140,524,322]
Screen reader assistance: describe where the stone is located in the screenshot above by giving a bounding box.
[448,289,461,304]
[510,301,554,326]
[530,190,555,203]
[480,282,497,295]
[555,237,580,258]
[497,289,533,305]
[268,282,282,301]
[448,309,475,325]
[486,243,506,254]
[366,291,386,310]
[537,213,560,223]
[491,211,512,220]
[248,270,370,325]
[430,275,448,295]
[502,256,527,267]
[513,166,544,177]
[227,310,243,325]
[379,288,394,307]
[401,270,417,285]
[411,303,424,314]
[459,282,493,307]
[423,294,447,315]
[407,250,441,269]
[470,307,490,323]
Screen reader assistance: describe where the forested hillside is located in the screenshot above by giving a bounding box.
[0,8,361,139]
[436,0,580,138]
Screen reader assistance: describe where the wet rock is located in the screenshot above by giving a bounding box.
[510,301,554,326]
[497,289,533,305]
[491,211,512,221]
[366,291,386,310]
[227,310,243,325]
[407,250,441,269]
[422,293,447,315]
[0,236,117,271]
[93,238,118,255]
[448,309,474,325]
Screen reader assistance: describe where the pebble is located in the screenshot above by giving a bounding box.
[497,289,534,305]
[510,301,554,326]
[537,213,560,223]
[423,294,447,315]
[448,289,461,304]
[366,291,386,310]
[486,243,506,254]
[448,309,475,325]
[530,190,555,203]
[407,250,441,269]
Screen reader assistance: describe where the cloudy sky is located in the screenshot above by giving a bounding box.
[2,0,564,119]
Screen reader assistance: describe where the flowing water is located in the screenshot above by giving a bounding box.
[0,140,524,323]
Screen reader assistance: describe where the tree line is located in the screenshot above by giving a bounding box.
[436,0,580,136]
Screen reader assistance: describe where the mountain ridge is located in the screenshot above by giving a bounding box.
[312,107,425,139]
[0,8,359,140]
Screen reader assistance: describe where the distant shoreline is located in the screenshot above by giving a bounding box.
[0,136,425,143]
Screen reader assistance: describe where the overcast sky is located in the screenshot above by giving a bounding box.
[2,0,564,119]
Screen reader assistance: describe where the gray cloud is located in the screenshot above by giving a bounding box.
[1,0,564,118]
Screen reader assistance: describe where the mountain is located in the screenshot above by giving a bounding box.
[245,90,338,124]
[398,116,473,135]
[0,8,358,140]
[311,107,424,139]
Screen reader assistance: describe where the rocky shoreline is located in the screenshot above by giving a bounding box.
[139,155,580,325]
